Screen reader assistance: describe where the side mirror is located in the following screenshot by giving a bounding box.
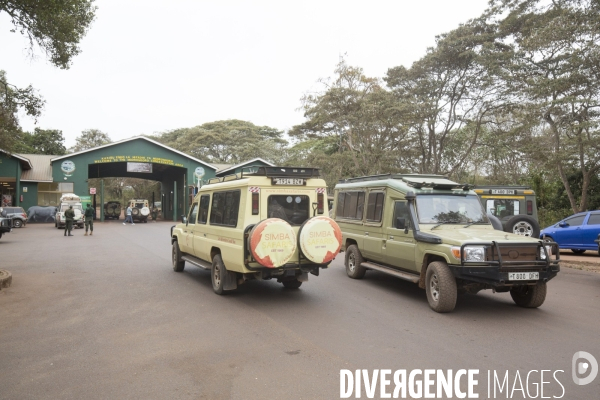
[559,221,567,228]
[395,217,406,230]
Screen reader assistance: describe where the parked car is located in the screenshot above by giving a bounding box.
[540,211,600,255]
[0,206,27,228]
[0,211,13,239]
[473,186,540,237]
[128,199,150,223]
[104,201,121,220]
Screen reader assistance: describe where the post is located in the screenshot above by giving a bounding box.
[100,179,105,222]
[173,180,177,222]
[183,173,187,219]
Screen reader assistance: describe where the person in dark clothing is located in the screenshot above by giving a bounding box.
[84,204,94,236]
[64,206,75,236]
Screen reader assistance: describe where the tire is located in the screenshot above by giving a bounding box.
[504,215,540,238]
[425,261,457,313]
[282,279,302,289]
[510,283,547,308]
[345,244,366,279]
[571,249,586,254]
[542,236,557,255]
[211,254,226,295]
[172,241,185,272]
[13,219,23,228]
[132,208,140,216]
[0,269,12,289]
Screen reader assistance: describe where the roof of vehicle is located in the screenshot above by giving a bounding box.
[199,166,324,191]
[335,174,474,195]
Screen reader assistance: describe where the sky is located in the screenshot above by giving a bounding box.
[1,0,490,149]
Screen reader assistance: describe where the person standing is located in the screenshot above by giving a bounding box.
[64,206,75,236]
[123,205,134,225]
[84,204,94,236]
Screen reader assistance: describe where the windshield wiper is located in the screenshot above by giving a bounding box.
[463,221,489,228]
[431,220,460,230]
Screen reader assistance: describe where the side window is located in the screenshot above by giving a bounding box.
[392,201,411,229]
[210,190,240,227]
[188,202,199,224]
[564,215,585,227]
[337,191,365,220]
[366,192,384,223]
[199,195,210,224]
[587,214,600,225]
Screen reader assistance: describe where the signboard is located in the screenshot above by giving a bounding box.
[127,162,152,173]
[90,188,96,195]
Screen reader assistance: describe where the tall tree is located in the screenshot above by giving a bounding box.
[154,120,288,165]
[486,0,600,213]
[0,0,97,152]
[70,129,111,152]
[290,60,408,179]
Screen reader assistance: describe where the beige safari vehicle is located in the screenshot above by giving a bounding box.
[334,174,560,313]
[170,166,342,294]
[128,199,150,223]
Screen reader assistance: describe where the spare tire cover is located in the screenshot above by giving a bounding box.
[249,218,296,268]
[73,209,83,218]
[141,207,150,216]
[298,216,343,264]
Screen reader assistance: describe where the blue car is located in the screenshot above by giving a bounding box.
[540,211,600,255]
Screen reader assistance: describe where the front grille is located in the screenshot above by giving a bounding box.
[461,241,559,269]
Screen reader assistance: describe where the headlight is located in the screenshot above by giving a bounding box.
[465,246,485,262]
[540,245,552,260]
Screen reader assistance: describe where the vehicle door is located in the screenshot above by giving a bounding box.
[383,200,417,272]
[361,189,386,262]
[554,214,586,247]
[179,202,199,254]
[580,212,600,250]
[192,194,211,261]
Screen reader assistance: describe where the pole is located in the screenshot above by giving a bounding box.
[100,179,105,222]
[173,180,177,222]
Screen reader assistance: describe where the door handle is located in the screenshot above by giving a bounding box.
[365,232,369,236]
[389,236,394,240]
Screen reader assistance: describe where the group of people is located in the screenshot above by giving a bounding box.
[63,204,95,237]
[62,204,137,236]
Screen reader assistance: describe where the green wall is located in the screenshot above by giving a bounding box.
[19,182,38,212]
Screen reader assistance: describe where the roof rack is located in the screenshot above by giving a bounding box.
[202,166,320,186]
[339,173,471,191]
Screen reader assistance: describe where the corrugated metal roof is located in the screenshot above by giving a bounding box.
[18,154,54,182]
[212,163,232,172]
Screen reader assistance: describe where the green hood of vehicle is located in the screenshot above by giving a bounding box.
[420,225,542,245]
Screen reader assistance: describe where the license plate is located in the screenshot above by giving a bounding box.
[273,178,304,185]
[508,272,539,280]
[491,189,515,195]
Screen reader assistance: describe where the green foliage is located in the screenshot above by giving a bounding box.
[1,0,97,69]
[153,120,287,165]
[0,70,44,152]
[28,127,67,155]
[70,129,111,152]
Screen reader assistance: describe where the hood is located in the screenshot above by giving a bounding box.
[420,225,542,245]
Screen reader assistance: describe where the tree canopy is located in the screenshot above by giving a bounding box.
[70,129,111,152]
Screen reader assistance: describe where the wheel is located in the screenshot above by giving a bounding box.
[504,215,540,238]
[571,249,586,254]
[0,269,12,288]
[13,220,22,228]
[345,244,366,279]
[282,278,302,289]
[172,241,185,272]
[425,261,457,313]
[542,236,557,255]
[211,254,226,295]
[510,283,547,308]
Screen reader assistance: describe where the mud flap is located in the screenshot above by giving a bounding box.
[298,271,309,282]
[223,270,238,291]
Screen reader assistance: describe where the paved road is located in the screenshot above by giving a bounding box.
[1,223,599,399]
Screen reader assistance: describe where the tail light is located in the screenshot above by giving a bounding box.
[21,213,27,218]
[252,192,259,215]
[317,192,324,214]
[527,200,533,215]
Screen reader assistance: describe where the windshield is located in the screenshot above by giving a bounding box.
[416,195,489,224]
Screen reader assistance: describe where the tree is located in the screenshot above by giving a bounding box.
[0,0,96,152]
[290,60,409,179]
[70,129,111,152]
[1,0,97,69]
[0,70,44,151]
[27,127,66,155]
[485,0,600,213]
[153,120,288,165]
